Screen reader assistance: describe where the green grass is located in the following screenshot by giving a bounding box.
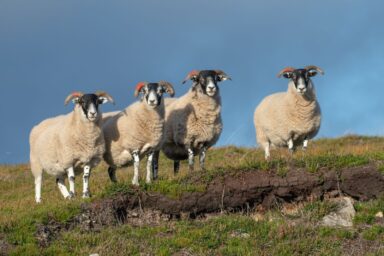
[1,135,384,255]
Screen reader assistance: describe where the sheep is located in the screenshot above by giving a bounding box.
[103,81,175,185]
[29,91,114,203]
[254,65,324,160]
[152,70,231,179]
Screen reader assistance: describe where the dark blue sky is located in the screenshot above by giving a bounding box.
[1,0,384,163]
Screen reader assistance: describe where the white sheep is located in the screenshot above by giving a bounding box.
[103,81,175,185]
[29,91,114,203]
[254,65,324,159]
[152,70,231,178]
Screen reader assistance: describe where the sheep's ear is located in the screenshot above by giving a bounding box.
[215,70,231,82]
[134,82,147,97]
[308,70,318,77]
[159,81,175,97]
[283,72,293,79]
[182,70,199,84]
[305,65,324,77]
[64,92,84,106]
[96,91,115,105]
[277,67,295,79]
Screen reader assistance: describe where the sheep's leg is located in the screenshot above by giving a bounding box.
[146,152,153,184]
[82,165,91,198]
[108,166,117,183]
[188,148,194,171]
[66,167,75,197]
[56,176,71,199]
[264,142,271,160]
[199,147,207,170]
[174,161,180,175]
[34,174,42,203]
[152,151,160,180]
[132,150,140,186]
[288,139,294,155]
[302,138,308,151]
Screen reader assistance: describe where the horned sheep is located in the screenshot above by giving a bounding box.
[152,70,231,178]
[254,65,324,159]
[103,81,175,185]
[29,91,114,203]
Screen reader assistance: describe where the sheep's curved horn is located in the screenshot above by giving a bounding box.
[304,65,324,75]
[215,70,232,81]
[277,67,296,78]
[182,70,200,84]
[159,81,175,97]
[64,91,84,105]
[95,91,115,105]
[134,82,148,97]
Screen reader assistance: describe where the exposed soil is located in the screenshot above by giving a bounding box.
[37,165,384,247]
[0,234,12,256]
[342,237,384,256]
[80,165,383,226]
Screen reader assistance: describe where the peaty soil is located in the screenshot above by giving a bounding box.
[36,164,384,247]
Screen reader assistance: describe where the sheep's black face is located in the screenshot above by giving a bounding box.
[281,68,319,95]
[142,83,164,108]
[184,70,231,96]
[290,69,311,94]
[77,94,104,121]
[196,70,221,97]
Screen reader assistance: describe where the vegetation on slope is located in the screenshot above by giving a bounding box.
[0,136,383,255]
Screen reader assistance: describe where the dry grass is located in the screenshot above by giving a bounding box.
[0,135,383,255]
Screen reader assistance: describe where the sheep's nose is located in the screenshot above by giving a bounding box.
[89,111,96,116]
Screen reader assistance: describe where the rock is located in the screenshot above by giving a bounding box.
[321,197,355,227]
[375,211,383,218]
[89,254,99,256]
[230,231,250,238]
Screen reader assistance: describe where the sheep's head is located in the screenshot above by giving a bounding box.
[134,81,175,108]
[182,70,231,97]
[64,91,115,122]
[277,66,324,95]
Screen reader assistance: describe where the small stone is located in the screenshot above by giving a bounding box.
[90,254,99,256]
[321,197,355,227]
[375,211,383,218]
[230,231,250,238]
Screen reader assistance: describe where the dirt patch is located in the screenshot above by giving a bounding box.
[35,219,63,248]
[0,234,12,256]
[36,165,384,247]
[342,237,384,256]
[76,165,383,228]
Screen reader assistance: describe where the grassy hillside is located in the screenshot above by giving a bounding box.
[0,136,383,255]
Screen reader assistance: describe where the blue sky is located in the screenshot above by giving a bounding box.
[1,0,384,163]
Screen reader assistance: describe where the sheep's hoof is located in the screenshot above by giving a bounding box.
[68,192,75,199]
[35,198,42,204]
[82,192,91,198]
[108,168,117,183]
[302,146,307,151]
[146,179,151,184]
[132,181,139,186]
